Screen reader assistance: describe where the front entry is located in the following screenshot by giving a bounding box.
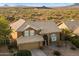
[43,34,48,46]
[51,34,57,42]
[43,33,58,47]
[50,33,57,47]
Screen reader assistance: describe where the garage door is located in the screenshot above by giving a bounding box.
[18,42,41,50]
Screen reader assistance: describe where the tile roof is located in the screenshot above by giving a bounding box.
[64,21,79,31]
[10,19,25,30]
[17,20,61,34]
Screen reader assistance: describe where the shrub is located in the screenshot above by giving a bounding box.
[70,46,76,50]
[70,37,79,48]
[53,50,61,56]
[14,50,32,56]
[47,16,53,20]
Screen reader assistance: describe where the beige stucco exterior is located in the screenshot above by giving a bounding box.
[10,30,17,40]
[10,29,60,50]
[11,30,60,50]
[10,19,61,50]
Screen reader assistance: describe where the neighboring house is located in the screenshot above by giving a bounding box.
[10,19,25,40]
[58,20,79,36]
[10,19,61,50]
[73,27,79,36]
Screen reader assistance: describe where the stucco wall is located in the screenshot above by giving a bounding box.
[10,30,17,40]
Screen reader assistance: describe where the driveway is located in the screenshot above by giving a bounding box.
[31,49,46,56]
[42,41,79,56]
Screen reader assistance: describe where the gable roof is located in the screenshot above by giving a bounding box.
[10,19,25,30]
[63,21,79,31]
[17,20,61,34]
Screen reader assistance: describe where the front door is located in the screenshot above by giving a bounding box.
[51,34,57,42]
[50,34,57,47]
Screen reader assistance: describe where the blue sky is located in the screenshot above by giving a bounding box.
[0,3,74,7]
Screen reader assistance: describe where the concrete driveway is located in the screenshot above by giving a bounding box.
[31,49,46,56]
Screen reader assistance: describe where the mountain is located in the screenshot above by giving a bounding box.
[50,3,79,9]
[71,3,79,6]
[0,3,74,7]
[1,3,79,9]
[67,3,79,8]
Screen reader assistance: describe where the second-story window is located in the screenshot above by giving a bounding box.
[30,30,35,36]
[24,30,29,37]
[24,30,35,37]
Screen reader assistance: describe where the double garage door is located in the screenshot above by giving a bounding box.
[18,42,42,50]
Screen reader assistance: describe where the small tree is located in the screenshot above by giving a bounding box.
[0,16,11,45]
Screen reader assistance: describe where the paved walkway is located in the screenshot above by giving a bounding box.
[31,49,46,56]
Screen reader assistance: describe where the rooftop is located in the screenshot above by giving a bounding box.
[17,20,61,34]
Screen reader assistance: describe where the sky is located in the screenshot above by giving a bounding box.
[0,3,74,7]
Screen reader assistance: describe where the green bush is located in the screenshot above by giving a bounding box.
[70,36,79,48]
[47,16,53,20]
[14,50,32,56]
[53,50,61,56]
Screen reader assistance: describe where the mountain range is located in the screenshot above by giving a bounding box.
[0,3,75,7]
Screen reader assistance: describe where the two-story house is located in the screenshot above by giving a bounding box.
[10,19,61,50]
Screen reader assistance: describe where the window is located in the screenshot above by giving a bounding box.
[24,31,29,37]
[30,30,35,36]
[51,34,57,41]
[24,30,35,37]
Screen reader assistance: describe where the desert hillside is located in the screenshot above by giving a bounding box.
[0,4,79,24]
